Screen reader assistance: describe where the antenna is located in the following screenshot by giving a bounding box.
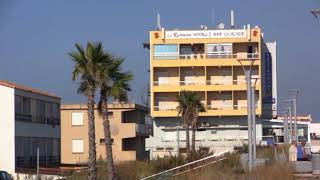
[231,9,235,28]
[211,8,215,28]
[157,13,161,30]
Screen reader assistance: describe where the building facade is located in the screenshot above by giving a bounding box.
[60,103,150,164]
[146,25,277,158]
[0,80,61,175]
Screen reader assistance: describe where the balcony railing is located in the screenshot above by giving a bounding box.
[153,52,259,60]
[179,54,205,60]
[153,80,206,86]
[154,106,177,111]
[180,80,206,85]
[153,79,248,86]
[153,104,260,112]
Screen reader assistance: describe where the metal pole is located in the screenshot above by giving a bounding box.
[293,97,298,141]
[177,126,180,156]
[246,70,252,171]
[289,103,293,142]
[37,147,39,177]
[251,85,256,161]
[283,111,288,145]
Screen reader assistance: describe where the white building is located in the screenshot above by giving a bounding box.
[0,80,60,175]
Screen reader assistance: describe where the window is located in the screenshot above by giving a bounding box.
[72,112,83,126]
[108,111,113,118]
[153,44,178,59]
[206,43,232,58]
[72,139,84,153]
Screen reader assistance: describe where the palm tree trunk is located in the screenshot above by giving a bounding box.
[191,124,196,153]
[87,87,97,180]
[101,95,117,180]
[185,121,191,161]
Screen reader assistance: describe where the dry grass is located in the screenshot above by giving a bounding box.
[68,146,294,180]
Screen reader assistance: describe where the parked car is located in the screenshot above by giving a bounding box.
[0,171,11,180]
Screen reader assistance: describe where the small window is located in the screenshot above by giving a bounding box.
[166,147,174,151]
[179,148,187,153]
[211,130,217,134]
[72,112,83,126]
[72,139,84,153]
[108,111,113,118]
[156,147,164,151]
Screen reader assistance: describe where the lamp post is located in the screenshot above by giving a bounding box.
[281,108,289,145]
[237,58,256,171]
[289,90,300,141]
[282,99,293,143]
[251,77,259,160]
[311,9,320,23]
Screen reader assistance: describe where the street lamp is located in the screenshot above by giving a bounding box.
[280,108,289,145]
[282,99,293,143]
[237,55,257,171]
[289,90,300,141]
[311,9,320,22]
[251,77,259,160]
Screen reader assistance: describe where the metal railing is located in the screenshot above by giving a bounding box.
[154,106,177,111]
[140,150,230,180]
[179,53,205,60]
[154,103,260,111]
[153,79,248,86]
[153,52,259,60]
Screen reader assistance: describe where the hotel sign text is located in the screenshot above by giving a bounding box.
[165,30,247,39]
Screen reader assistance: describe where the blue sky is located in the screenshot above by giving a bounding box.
[0,0,319,120]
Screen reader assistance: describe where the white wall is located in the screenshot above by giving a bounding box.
[146,117,263,159]
[0,85,15,174]
[310,123,320,135]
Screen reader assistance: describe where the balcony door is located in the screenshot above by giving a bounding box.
[184,71,195,85]
[158,71,169,85]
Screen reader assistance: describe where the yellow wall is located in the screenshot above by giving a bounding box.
[61,104,148,164]
[149,28,263,117]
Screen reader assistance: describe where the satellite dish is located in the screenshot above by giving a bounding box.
[218,22,225,29]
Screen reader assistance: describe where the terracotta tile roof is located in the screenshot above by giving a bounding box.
[0,80,60,99]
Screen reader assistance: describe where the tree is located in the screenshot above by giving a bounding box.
[69,42,107,180]
[98,55,133,180]
[177,91,205,159]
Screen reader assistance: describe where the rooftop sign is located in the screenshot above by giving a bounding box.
[165,29,247,39]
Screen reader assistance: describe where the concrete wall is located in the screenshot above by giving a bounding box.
[0,85,15,174]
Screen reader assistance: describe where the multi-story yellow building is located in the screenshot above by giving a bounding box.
[146,24,277,158]
[60,103,150,164]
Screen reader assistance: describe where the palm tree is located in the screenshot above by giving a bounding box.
[177,91,205,159]
[98,55,133,180]
[69,42,108,180]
